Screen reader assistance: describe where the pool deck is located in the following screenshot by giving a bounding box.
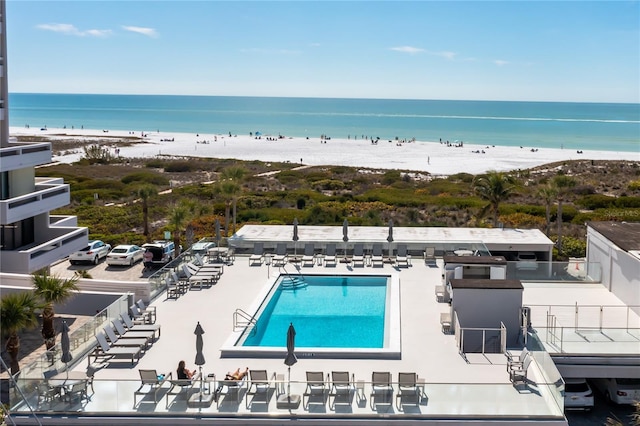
[30,255,569,423]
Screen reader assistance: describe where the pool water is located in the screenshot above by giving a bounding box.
[242,275,388,348]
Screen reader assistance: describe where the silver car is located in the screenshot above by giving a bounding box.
[69,240,111,265]
[106,245,144,266]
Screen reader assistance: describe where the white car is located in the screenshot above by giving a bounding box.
[106,245,145,266]
[592,378,640,405]
[69,240,111,265]
[563,378,594,411]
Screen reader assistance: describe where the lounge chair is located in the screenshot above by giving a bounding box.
[424,246,436,265]
[272,243,288,267]
[217,371,248,407]
[37,370,62,406]
[112,318,158,342]
[351,243,365,267]
[301,243,316,267]
[134,369,171,405]
[166,276,180,299]
[324,244,337,267]
[329,371,354,409]
[120,313,162,337]
[370,371,393,411]
[171,271,189,294]
[245,369,275,408]
[371,244,384,267]
[165,375,197,408]
[103,325,149,350]
[303,371,326,409]
[136,299,157,323]
[506,348,530,374]
[91,332,141,365]
[394,244,411,267]
[183,263,222,288]
[129,303,153,324]
[65,380,90,404]
[440,312,452,334]
[249,242,265,265]
[395,372,421,410]
[509,355,532,384]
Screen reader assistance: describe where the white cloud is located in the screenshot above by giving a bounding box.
[494,60,509,66]
[122,26,159,38]
[432,51,457,60]
[390,46,425,54]
[37,23,111,37]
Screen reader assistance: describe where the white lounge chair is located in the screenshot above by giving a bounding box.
[272,243,288,266]
[394,244,411,267]
[91,332,141,365]
[301,243,316,267]
[249,242,264,265]
[424,246,436,265]
[324,244,337,267]
[351,243,365,267]
[371,244,384,267]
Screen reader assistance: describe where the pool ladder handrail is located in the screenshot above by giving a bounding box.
[233,308,257,335]
[279,264,307,289]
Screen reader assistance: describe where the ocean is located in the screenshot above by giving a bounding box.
[8,93,640,153]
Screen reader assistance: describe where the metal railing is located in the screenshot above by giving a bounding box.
[233,308,257,334]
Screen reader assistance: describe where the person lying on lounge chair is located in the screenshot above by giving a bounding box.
[224,367,248,381]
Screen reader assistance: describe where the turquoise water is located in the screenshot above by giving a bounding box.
[242,275,387,348]
[9,93,640,153]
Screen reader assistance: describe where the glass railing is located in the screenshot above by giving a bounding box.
[9,376,565,419]
[16,294,130,381]
[507,261,601,282]
[527,333,565,415]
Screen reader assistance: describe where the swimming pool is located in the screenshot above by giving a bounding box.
[221,273,401,359]
[243,275,387,348]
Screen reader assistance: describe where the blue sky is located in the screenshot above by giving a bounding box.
[7,1,640,103]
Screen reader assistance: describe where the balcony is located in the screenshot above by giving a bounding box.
[0,181,70,224]
[0,226,87,273]
[0,142,52,171]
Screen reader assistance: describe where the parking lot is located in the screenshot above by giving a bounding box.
[50,256,150,282]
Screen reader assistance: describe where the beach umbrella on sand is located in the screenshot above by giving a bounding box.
[214,219,221,248]
[284,323,297,402]
[292,218,299,257]
[60,321,72,378]
[194,322,206,399]
[342,219,349,261]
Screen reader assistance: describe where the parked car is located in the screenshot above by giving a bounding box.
[592,378,640,405]
[69,240,111,265]
[563,378,594,411]
[516,252,538,270]
[141,240,176,267]
[190,241,216,255]
[106,245,144,266]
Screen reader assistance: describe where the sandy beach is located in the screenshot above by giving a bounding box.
[11,126,637,175]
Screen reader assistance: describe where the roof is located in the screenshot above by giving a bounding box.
[450,278,523,290]
[443,255,507,265]
[588,221,640,253]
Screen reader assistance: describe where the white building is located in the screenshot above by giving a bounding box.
[0,0,87,273]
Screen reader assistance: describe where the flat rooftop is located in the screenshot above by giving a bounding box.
[11,225,638,424]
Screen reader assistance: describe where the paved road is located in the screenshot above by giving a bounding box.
[51,257,150,282]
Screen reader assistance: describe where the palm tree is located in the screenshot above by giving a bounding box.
[168,204,189,256]
[537,184,558,237]
[218,180,240,237]
[552,175,576,252]
[32,273,79,352]
[221,166,247,235]
[473,171,517,227]
[136,184,158,240]
[0,292,42,375]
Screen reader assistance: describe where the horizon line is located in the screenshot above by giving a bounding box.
[8,91,640,106]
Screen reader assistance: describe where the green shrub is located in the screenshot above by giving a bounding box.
[145,159,166,169]
[312,179,345,191]
[615,196,640,208]
[576,194,615,210]
[628,180,640,191]
[121,172,168,186]
[164,161,193,172]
